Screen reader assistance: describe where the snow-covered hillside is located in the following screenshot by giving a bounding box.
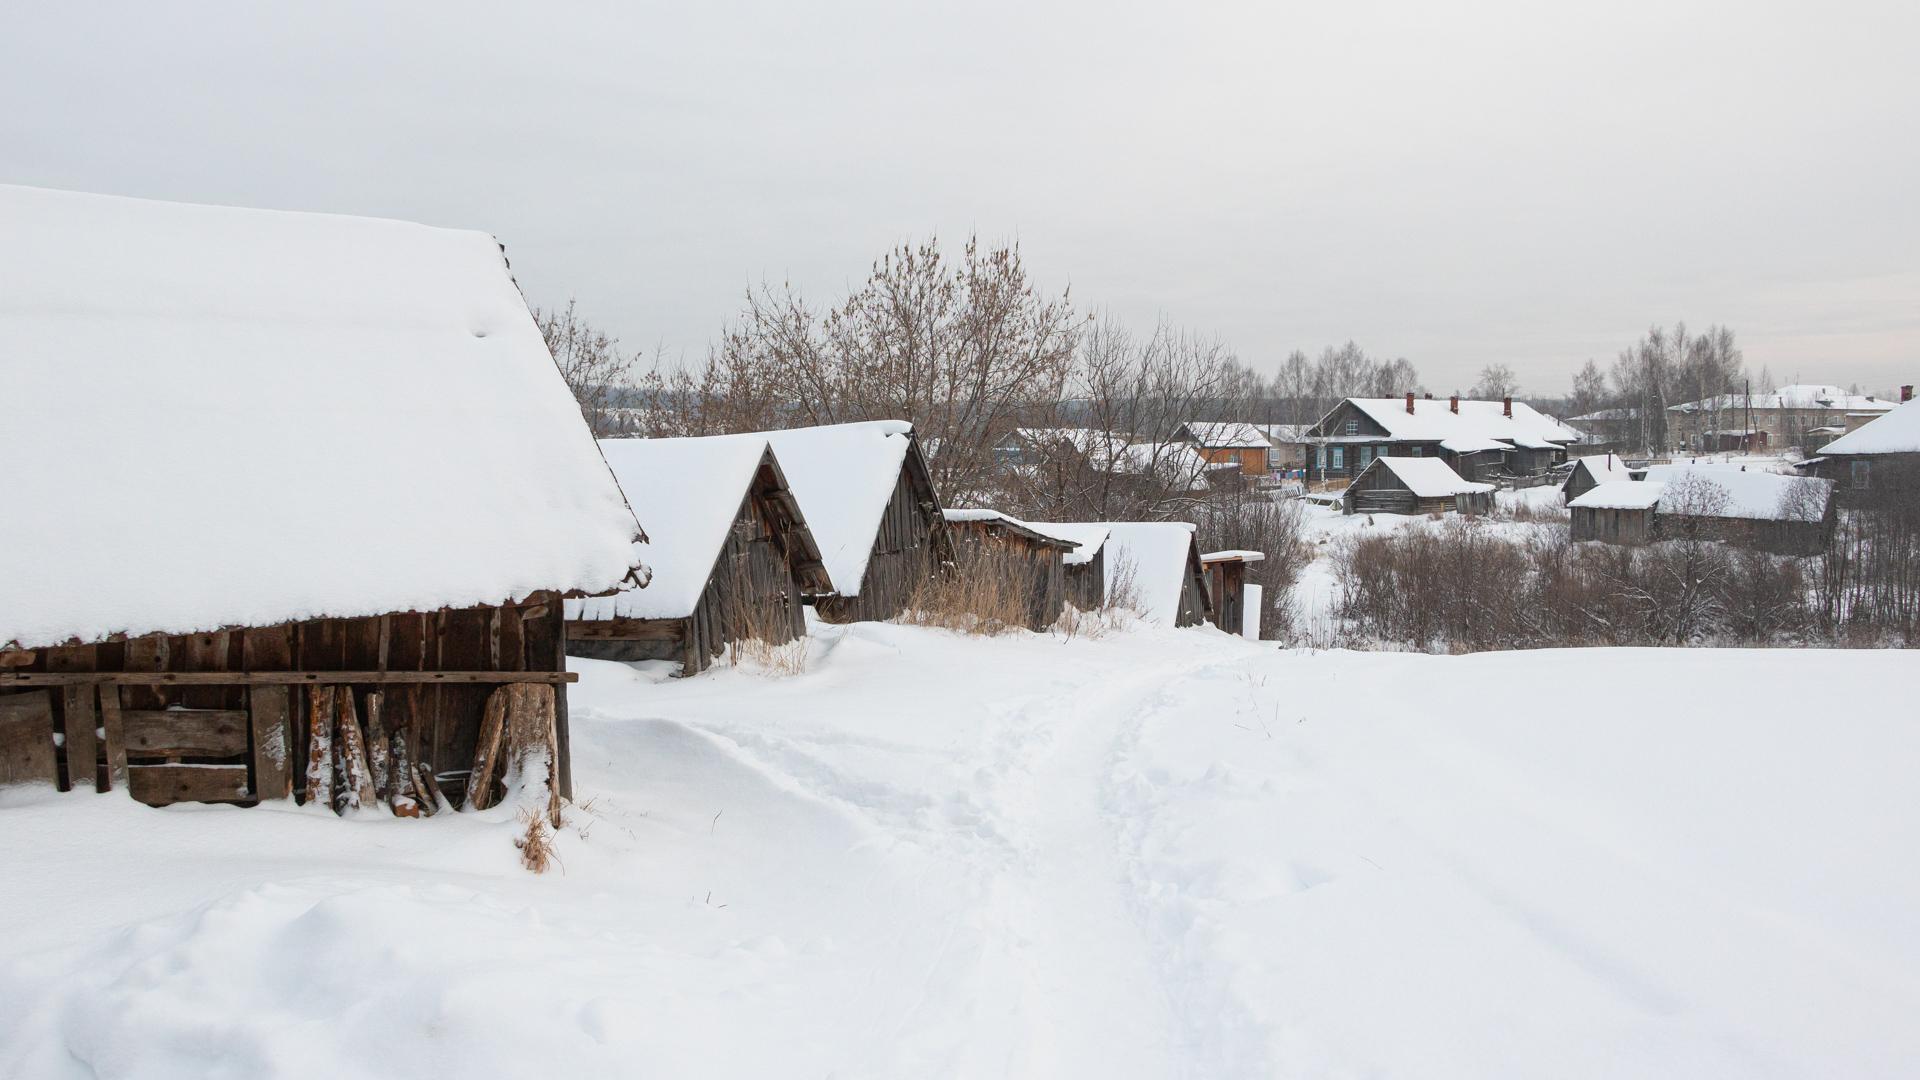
[2,623,1915,1078]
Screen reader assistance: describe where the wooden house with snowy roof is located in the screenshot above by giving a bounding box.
[1306,394,1582,483]
[1341,456,1495,516]
[1559,453,1637,504]
[566,435,830,673]
[941,510,1079,631]
[757,421,954,623]
[1098,523,1211,627]
[0,185,646,813]
[1795,393,1920,502]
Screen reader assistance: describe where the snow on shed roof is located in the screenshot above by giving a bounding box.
[1818,399,1920,456]
[1201,550,1266,563]
[1640,465,1834,522]
[1333,397,1584,449]
[0,184,644,651]
[1099,522,1201,624]
[1020,522,1111,566]
[942,508,1077,550]
[1180,422,1273,449]
[1365,455,1495,497]
[1569,481,1665,510]
[567,435,776,621]
[1563,454,1636,491]
[758,421,920,596]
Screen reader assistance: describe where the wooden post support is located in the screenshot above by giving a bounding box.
[335,689,378,811]
[99,684,128,791]
[304,684,336,810]
[249,685,293,801]
[364,691,390,799]
[61,684,99,793]
[465,686,512,811]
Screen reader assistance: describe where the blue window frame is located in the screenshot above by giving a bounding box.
[1331,447,1345,470]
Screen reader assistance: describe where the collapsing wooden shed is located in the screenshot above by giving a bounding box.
[566,436,830,672]
[0,184,647,812]
[758,421,954,623]
[941,510,1080,631]
[1199,550,1265,638]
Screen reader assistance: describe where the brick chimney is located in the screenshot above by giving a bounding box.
[1405,391,1415,414]
[1904,384,1914,402]
[1502,396,1512,418]
[1449,394,1459,414]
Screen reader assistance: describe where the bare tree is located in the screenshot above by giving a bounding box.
[1471,363,1520,400]
[534,300,645,437]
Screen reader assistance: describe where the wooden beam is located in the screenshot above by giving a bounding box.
[249,686,293,801]
[122,709,250,759]
[0,671,579,687]
[99,685,129,790]
[61,684,100,792]
[127,763,251,806]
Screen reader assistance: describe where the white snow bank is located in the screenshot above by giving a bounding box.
[567,435,771,621]
[1819,398,1920,456]
[0,184,643,650]
[757,422,917,595]
[1100,522,1200,623]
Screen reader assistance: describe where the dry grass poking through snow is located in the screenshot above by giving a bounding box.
[901,549,1047,636]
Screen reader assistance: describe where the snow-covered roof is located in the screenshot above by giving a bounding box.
[942,508,1077,550]
[1362,456,1496,497]
[1095,522,1201,624]
[1817,399,1920,456]
[1325,397,1584,450]
[1640,465,1835,522]
[568,435,782,621]
[1179,422,1272,449]
[1201,550,1266,564]
[1569,407,1639,422]
[1668,384,1897,415]
[1562,454,1635,491]
[0,184,645,651]
[1258,423,1311,442]
[757,421,923,596]
[1021,522,1111,566]
[1569,481,1665,511]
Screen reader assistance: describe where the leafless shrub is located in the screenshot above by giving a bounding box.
[1193,490,1311,640]
[516,807,558,874]
[534,300,649,437]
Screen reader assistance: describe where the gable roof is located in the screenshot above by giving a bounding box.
[1562,454,1636,492]
[942,508,1078,551]
[756,421,935,596]
[1361,455,1495,497]
[568,436,825,621]
[1668,384,1897,415]
[1640,465,1834,522]
[1179,421,1272,449]
[1569,481,1666,511]
[1817,399,1920,456]
[1020,522,1112,566]
[1320,398,1584,452]
[0,184,644,651]
[1099,522,1207,624]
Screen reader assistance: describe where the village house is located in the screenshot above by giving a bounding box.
[1174,422,1273,483]
[1199,550,1265,638]
[1560,453,1637,504]
[1342,455,1496,516]
[565,435,830,673]
[1305,394,1583,483]
[1667,384,1899,452]
[1568,465,1836,555]
[758,421,954,623]
[0,184,646,812]
[1795,394,1920,501]
[1257,424,1313,473]
[941,510,1079,631]
[1098,522,1212,627]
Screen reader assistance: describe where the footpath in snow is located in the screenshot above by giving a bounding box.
[2,621,1917,1078]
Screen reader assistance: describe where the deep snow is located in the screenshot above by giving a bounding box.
[2,622,1916,1078]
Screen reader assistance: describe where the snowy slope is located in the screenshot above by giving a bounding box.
[0,184,643,649]
[2,627,1916,1078]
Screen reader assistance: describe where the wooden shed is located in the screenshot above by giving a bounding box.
[759,422,955,623]
[0,184,647,812]
[1567,481,1663,545]
[1570,468,1837,555]
[1099,523,1212,627]
[1024,523,1113,611]
[566,436,830,672]
[941,510,1079,631]
[1342,456,1495,516]
[1560,453,1635,504]
[1199,550,1266,637]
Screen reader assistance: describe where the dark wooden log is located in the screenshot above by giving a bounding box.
[335,689,378,811]
[364,691,389,798]
[121,708,250,758]
[0,691,58,787]
[465,685,512,811]
[304,685,335,809]
[0,671,579,687]
[249,686,293,800]
[62,684,100,792]
[128,763,251,806]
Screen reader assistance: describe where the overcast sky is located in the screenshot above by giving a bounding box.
[7,1,1916,396]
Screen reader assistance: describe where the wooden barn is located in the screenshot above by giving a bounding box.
[566,436,830,672]
[1342,456,1495,516]
[1796,395,1920,503]
[0,184,647,813]
[1099,523,1212,627]
[1025,523,1113,611]
[941,510,1079,631]
[1199,551,1265,637]
[760,421,954,623]
[1570,467,1836,555]
[1560,453,1636,504]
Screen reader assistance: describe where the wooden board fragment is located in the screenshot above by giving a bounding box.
[61,684,100,792]
[335,689,378,811]
[99,685,128,789]
[0,691,58,787]
[249,686,293,801]
[305,685,335,810]
[121,709,250,759]
[364,691,389,799]
[127,763,251,806]
[464,685,512,811]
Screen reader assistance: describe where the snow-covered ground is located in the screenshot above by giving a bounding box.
[3,622,1916,1078]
